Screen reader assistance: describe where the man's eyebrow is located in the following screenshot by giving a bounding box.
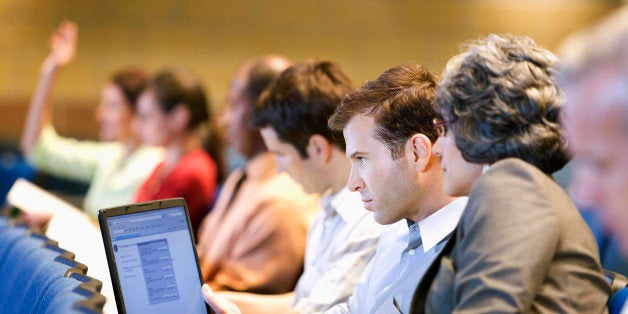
[348,151,366,159]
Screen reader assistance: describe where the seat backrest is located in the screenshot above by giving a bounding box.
[42,271,105,314]
[608,287,628,314]
[36,275,84,314]
[0,223,29,268]
[0,213,9,228]
[3,245,86,313]
[0,231,48,307]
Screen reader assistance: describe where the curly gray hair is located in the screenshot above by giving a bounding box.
[436,34,568,174]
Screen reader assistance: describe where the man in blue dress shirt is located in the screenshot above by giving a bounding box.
[326,63,467,313]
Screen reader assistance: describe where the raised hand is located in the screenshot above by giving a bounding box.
[44,20,78,70]
[21,20,78,154]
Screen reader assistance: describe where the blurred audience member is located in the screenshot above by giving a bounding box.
[134,69,222,237]
[326,63,466,313]
[203,60,382,313]
[196,55,319,294]
[560,9,628,312]
[560,5,628,261]
[555,161,628,276]
[20,21,163,224]
[414,34,609,313]
[580,205,628,276]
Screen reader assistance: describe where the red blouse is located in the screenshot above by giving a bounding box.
[136,149,217,237]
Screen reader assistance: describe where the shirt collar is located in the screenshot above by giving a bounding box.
[417,197,468,252]
[322,188,365,224]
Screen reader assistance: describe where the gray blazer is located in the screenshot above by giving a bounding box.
[419,158,610,313]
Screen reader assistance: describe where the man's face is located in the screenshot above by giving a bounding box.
[564,66,628,255]
[219,75,257,157]
[432,127,483,197]
[260,126,325,194]
[343,115,419,225]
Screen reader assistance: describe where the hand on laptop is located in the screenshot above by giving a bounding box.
[202,284,242,314]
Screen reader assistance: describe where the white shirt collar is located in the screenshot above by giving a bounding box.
[418,197,468,252]
[322,187,365,224]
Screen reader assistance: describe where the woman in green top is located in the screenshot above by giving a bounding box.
[20,21,163,224]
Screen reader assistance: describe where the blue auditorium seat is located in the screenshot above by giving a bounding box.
[0,216,105,313]
[609,287,628,314]
[0,223,29,267]
[2,230,48,265]
[1,243,86,313]
[41,271,105,314]
[21,253,87,313]
[0,144,35,206]
[35,272,85,313]
[0,214,9,228]
[0,231,49,305]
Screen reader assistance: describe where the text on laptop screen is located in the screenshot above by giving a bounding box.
[106,206,206,313]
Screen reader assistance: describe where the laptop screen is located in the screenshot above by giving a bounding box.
[105,205,207,313]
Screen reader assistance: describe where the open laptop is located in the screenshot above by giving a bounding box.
[98,198,210,314]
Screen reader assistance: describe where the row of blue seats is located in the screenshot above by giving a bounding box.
[0,212,105,313]
[607,270,628,314]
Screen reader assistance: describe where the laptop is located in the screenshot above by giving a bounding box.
[98,198,210,314]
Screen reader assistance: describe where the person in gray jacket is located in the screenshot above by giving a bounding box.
[413,33,610,313]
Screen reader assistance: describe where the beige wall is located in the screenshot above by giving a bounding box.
[0,0,617,141]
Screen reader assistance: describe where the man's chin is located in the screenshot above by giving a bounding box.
[373,213,394,226]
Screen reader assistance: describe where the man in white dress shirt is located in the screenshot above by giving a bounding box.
[203,60,382,313]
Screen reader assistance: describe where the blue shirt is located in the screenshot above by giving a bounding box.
[326,197,467,314]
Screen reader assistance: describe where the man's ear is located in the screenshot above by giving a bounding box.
[306,134,332,163]
[170,103,191,131]
[408,133,432,172]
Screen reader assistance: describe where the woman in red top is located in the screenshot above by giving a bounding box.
[134,69,223,237]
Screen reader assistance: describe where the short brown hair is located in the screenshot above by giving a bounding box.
[253,60,353,158]
[329,63,439,159]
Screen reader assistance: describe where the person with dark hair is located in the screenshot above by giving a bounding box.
[202,60,382,313]
[196,55,319,294]
[253,60,352,158]
[413,34,609,313]
[324,63,466,313]
[20,21,163,223]
[133,69,220,237]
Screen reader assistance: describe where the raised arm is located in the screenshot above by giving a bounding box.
[20,20,77,155]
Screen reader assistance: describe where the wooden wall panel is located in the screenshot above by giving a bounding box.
[0,0,618,142]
